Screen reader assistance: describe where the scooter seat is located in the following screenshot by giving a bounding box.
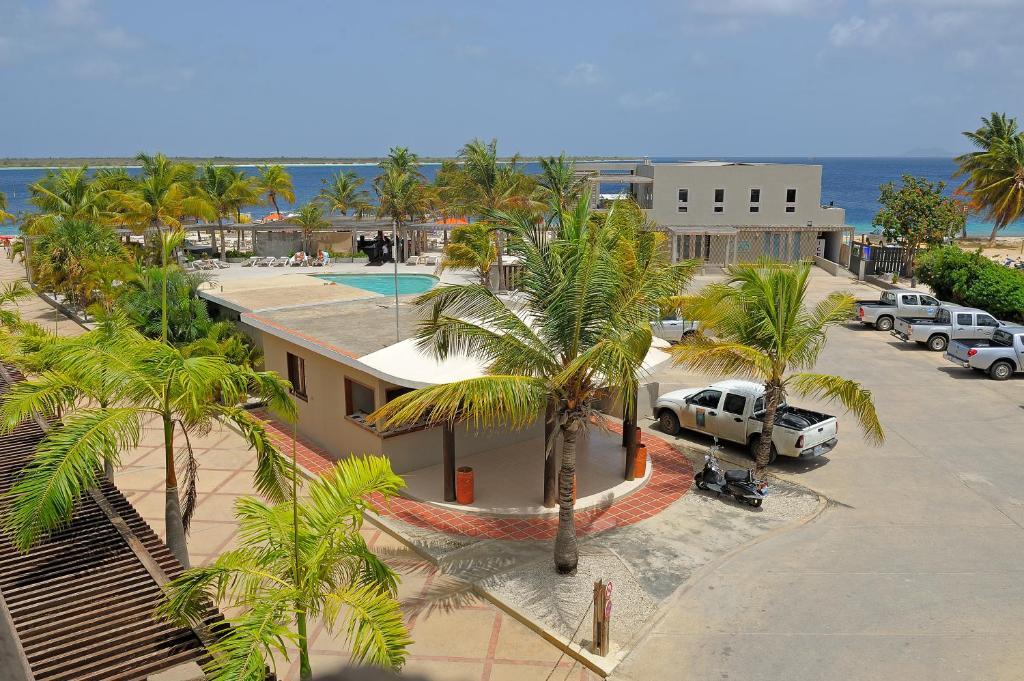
[724,469,749,482]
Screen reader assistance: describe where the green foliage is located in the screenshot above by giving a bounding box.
[915,246,1024,322]
[30,219,128,304]
[291,203,329,253]
[873,175,965,272]
[117,266,213,343]
[0,191,13,223]
[320,170,371,216]
[157,456,410,679]
[441,222,496,284]
[255,165,295,216]
[954,113,1024,242]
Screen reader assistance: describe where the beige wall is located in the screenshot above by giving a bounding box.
[641,164,845,228]
[261,333,541,474]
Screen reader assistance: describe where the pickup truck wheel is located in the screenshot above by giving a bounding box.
[927,335,948,352]
[875,316,894,332]
[658,409,681,435]
[748,436,778,464]
[989,361,1014,381]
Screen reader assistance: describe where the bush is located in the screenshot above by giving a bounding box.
[916,246,1024,323]
[225,249,254,259]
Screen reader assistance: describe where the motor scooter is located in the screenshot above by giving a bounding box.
[694,439,769,508]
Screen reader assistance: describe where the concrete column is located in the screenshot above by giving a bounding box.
[443,423,456,502]
[671,233,679,263]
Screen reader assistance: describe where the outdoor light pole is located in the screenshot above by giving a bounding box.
[392,218,400,343]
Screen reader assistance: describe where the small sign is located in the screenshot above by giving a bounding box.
[696,408,706,428]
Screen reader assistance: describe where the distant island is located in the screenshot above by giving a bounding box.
[0,155,640,168]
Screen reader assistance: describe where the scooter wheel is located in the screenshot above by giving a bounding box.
[749,498,763,508]
[696,481,706,490]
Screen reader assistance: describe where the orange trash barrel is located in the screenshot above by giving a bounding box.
[634,444,648,478]
[635,426,642,445]
[455,466,474,504]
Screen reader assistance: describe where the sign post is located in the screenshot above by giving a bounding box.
[592,580,612,656]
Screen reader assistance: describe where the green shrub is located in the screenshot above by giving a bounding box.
[916,246,1024,322]
[225,249,254,259]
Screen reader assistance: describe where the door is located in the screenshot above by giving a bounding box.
[919,294,940,317]
[719,393,749,444]
[953,312,974,339]
[975,314,1000,339]
[684,389,723,435]
[899,294,922,316]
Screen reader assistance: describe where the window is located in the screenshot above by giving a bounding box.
[936,309,950,324]
[786,188,797,203]
[785,206,796,213]
[714,189,725,203]
[901,295,919,305]
[286,353,306,400]
[749,206,759,213]
[714,206,724,213]
[881,292,896,305]
[690,390,722,409]
[753,397,764,413]
[977,315,999,327]
[956,313,973,325]
[678,189,689,202]
[385,386,413,403]
[920,295,938,306]
[678,206,688,213]
[749,188,760,203]
[344,378,375,417]
[723,393,746,415]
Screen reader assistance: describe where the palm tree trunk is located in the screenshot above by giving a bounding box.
[296,609,313,680]
[163,414,190,567]
[271,195,281,217]
[554,418,581,574]
[755,383,781,477]
[543,399,558,508]
[103,456,114,483]
[988,222,1000,246]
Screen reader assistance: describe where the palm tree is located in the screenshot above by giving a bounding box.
[0,280,30,329]
[319,170,371,217]
[955,113,1024,244]
[29,219,127,307]
[0,319,297,567]
[376,166,432,336]
[536,153,587,215]
[157,455,410,680]
[256,165,296,218]
[668,261,883,475]
[377,146,423,178]
[117,264,213,344]
[197,164,259,260]
[440,222,496,285]
[0,191,13,224]
[369,194,694,573]
[291,202,329,254]
[22,166,110,234]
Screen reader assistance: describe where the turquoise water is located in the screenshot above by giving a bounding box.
[314,273,438,295]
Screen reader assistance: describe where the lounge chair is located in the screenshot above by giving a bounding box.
[214,260,230,269]
[423,255,439,266]
[241,256,259,267]
[182,261,197,272]
[256,257,275,267]
[273,257,287,267]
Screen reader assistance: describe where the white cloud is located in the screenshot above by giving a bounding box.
[563,62,602,86]
[691,0,824,14]
[47,0,98,28]
[96,26,142,50]
[617,90,676,111]
[828,16,893,47]
[71,56,122,80]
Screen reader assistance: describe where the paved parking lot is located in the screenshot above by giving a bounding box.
[615,270,1024,681]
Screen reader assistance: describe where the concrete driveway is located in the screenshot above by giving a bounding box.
[616,272,1024,681]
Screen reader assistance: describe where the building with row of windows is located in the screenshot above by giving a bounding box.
[578,160,853,268]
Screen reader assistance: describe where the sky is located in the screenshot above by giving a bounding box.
[0,0,1022,158]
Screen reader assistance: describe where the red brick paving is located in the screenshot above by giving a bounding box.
[252,409,693,541]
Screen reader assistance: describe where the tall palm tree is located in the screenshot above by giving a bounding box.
[256,165,296,218]
[157,455,410,680]
[0,191,13,224]
[29,219,127,307]
[369,194,694,573]
[955,113,1024,243]
[22,166,110,234]
[536,153,587,215]
[117,264,213,344]
[291,202,329,254]
[0,280,30,329]
[440,222,496,285]
[197,164,259,260]
[320,170,371,217]
[377,146,423,178]
[668,261,883,475]
[0,319,297,567]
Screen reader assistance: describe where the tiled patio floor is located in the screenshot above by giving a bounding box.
[118,423,598,681]
[252,409,694,541]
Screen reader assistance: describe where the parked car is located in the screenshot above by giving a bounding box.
[654,380,839,463]
[651,313,699,343]
[855,289,943,331]
[892,305,1004,352]
[945,327,1024,380]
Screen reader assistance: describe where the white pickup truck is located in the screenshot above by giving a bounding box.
[654,380,839,463]
[855,289,942,331]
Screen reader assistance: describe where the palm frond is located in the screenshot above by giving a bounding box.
[322,582,411,669]
[669,333,772,379]
[787,373,885,445]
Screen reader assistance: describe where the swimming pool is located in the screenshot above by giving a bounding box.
[313,273,439,295]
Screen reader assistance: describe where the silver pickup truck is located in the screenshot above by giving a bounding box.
[945,327,1024,380]
[856,289,942,331]
[654,380,839,463]
[651,313,699,343]
[892,305,1003,352]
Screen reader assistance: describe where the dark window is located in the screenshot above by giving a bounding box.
[714,189,725,203]
[286,353,306,400]
[750,188,760,202]
[713,206,724,213]
[723,393,746,415]
[677,206,688,213]
[344,378,375,417]
[977,315,999,327]
[749,206,759,213]
[901,295,919,305]
[691,390,722,409]
[956,313,973,325]
[678,189,689,202]
[786,188,797,202]
[920,295,938,306]
[753,397,765,413]
[936,309,950,324]
[385,386,413,403]
[785,206,796,213]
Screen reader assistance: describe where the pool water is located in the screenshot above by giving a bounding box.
[313,273,438,295]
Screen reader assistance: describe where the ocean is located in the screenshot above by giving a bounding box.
[1,157,1020,238]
